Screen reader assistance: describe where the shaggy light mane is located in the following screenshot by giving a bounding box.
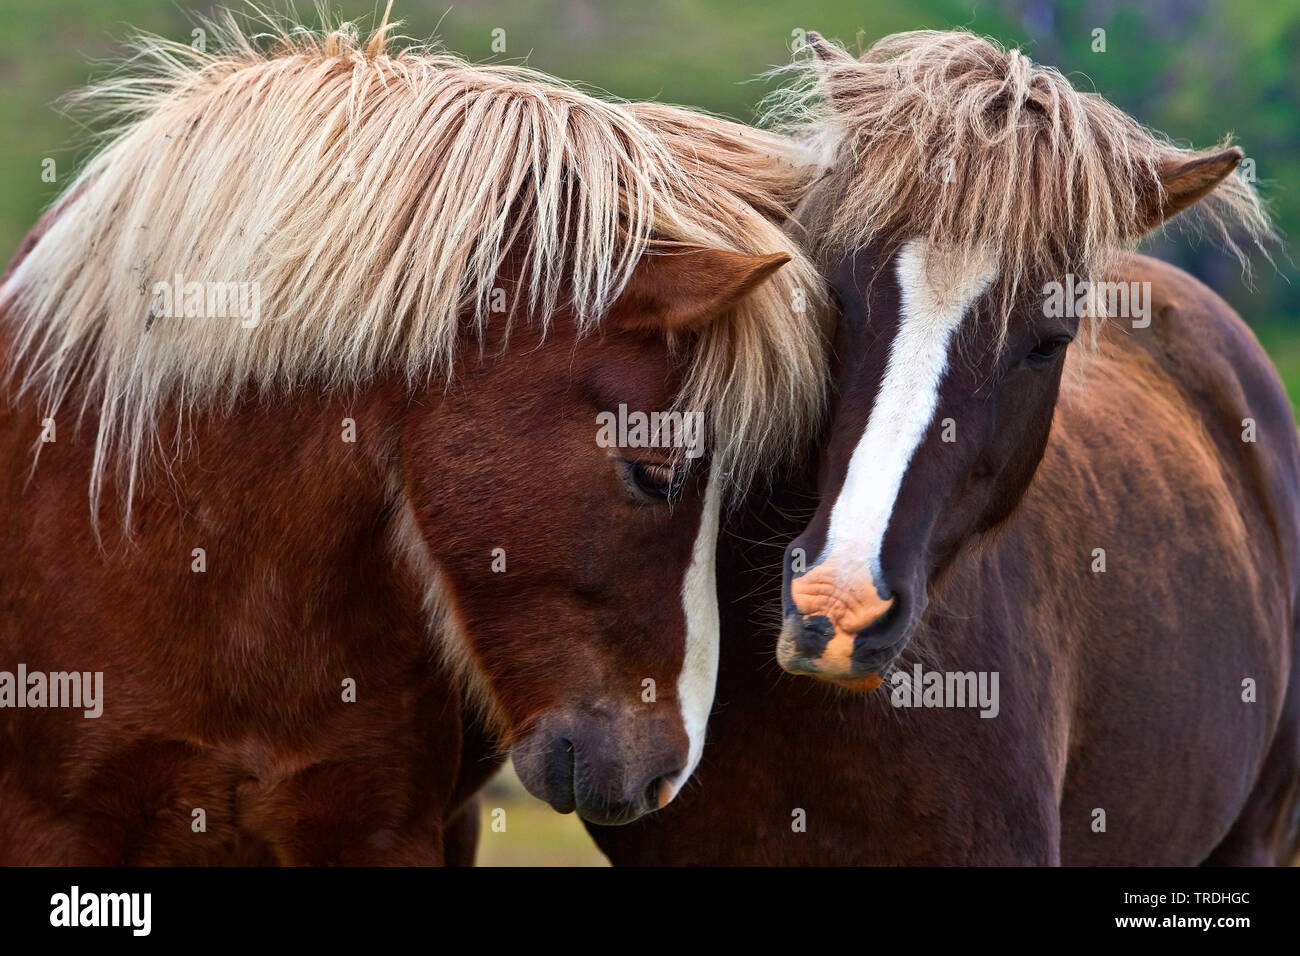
[765,29,1273,340]
[1,8,829,520]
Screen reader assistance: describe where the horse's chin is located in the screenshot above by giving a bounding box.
[820,672,886,693]
[574,804,654,828]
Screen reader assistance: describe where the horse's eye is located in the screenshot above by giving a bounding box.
[622,460,685,503]
[1027,334,1073,365]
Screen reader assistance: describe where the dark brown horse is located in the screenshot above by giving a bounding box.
[590,31,1300,865]
[0,17,828,863]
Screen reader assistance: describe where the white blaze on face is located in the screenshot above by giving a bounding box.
[660,460,724,806]
[823,240,999,585]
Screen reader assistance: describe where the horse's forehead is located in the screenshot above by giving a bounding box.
[892,239,1000,318]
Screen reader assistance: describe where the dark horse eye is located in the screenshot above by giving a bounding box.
[624,460,685,502]
[1027,334,1073,365]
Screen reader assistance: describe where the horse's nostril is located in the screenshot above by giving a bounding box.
[795,614,835,656]
[644,775,674,810]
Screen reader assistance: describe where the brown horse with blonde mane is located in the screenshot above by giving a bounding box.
[592,30,1300,865]
[0,13,830,863]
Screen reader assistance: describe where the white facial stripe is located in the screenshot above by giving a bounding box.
[824,240,998,584]
[662,460,723,804]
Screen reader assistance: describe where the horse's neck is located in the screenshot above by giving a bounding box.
[0,371,493,858]
[1,374,464,726]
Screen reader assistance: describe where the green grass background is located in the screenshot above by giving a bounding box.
[2,0,1297,863]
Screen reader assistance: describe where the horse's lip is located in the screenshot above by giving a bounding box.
[810,634,909,692]
[775,620,910,688]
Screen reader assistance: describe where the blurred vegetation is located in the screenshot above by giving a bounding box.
[2,0,1297,862]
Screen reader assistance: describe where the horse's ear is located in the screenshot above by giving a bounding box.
[611,246,792,334]
[1134,147,1244,235]
[804,31,858,113]
[805,30,853,66]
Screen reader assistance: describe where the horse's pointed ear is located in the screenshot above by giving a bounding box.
[803,31,857,114]
[612,245,792,334]
[1135,147,1244,234]
[805,31,853,65]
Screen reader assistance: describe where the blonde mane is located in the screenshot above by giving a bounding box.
[766,29,1273,337]
[1,9,828,519]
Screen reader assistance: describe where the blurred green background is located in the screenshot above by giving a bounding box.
[3,0,1296,863]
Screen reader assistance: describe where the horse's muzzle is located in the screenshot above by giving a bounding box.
[511,709,687,826]
[778,561,916,689]
[776,607,909,691]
